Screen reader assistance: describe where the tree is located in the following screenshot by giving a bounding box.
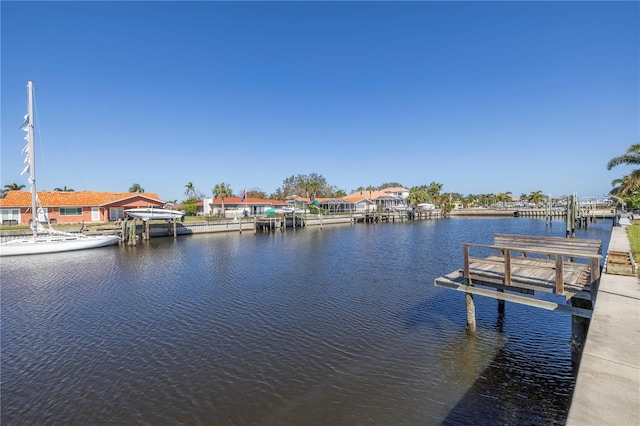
[426,182,443,200]
[2,183,26,198]
[607,144,640,170]
[246,189,266,199]
[269,188,285,201]
[407,185,431,206]
[529,190,545,206]
[277,173,333,199]
[54,186,74,192]
[365,185,376,198]
[213,182,233,217]
[182,196,199,216]
[4,183,26,191]
[608,144,640,205]
[333,189,347,198]
[496,192,512,205]
[378,182,404,189]
[184,182,197,199]
[307,181,321,201]
[129,183,144,193]
[611,170,640,197]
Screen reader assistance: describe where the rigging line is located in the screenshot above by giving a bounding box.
[31,87,49,191]
[33,86,88,191]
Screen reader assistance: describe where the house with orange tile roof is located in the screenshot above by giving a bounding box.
[0,190,164,225]
[287,197,356,214]
[344,187,410,212]
[205,197,288,218]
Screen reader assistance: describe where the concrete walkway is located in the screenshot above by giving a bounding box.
[567,226,640,426]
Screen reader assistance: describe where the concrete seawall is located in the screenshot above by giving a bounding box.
[566,226,640,426]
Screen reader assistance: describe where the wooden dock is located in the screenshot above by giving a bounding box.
[435,232,603,358]
[436,233,602,303]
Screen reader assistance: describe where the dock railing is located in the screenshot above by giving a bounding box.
[462,240,602,300]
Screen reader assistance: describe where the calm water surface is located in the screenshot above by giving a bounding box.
[1,217,612,425]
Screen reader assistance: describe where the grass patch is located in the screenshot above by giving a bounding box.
[626,222,640,266]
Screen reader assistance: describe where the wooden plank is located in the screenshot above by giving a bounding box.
[555,255,564,295]
[434,275,593,318]
[494,233,602,248]
[463,242,602,261]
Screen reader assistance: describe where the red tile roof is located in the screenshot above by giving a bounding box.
[210,197,288,206]
[0,191,162,207]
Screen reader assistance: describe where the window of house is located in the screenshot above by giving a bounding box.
[59,207,83,216]
[1,209,20,224]
[109,207,124,221]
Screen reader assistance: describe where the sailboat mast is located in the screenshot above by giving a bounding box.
[26,81,37,236]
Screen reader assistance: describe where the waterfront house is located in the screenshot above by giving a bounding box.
[204,197,288,218]
[344,187,410,212]
[0,190,164,225]
[288,197,356,214]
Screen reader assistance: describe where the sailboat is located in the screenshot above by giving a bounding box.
[0,81,120,256]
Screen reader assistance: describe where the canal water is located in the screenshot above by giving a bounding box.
[1,217,612,425]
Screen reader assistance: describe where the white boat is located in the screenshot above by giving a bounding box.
[0,81,120,257]
[125,206,185,221]
[417,202,436,211]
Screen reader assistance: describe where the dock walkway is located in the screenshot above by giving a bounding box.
[566,226,640,426]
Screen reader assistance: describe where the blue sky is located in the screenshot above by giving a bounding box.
[1,1,638,202]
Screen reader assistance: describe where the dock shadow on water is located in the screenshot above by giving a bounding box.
[0,218,612,424]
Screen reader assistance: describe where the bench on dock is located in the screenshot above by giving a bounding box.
[493,233,602,257]
[435,234,603,314]
[461,234,602,300]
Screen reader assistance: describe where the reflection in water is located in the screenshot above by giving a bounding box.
[1,218,612,425]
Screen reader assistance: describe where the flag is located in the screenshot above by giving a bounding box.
[240,189,246,202]
[20,114,29,131]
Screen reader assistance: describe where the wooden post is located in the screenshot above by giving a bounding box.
[254,216,257,234]
[571,297,592,367]
[173,219,177,238]
[504,249,512,285]
[129,220,137,245]
[566,195,572,237]
[497,288,505,314]
[555,254,564,295]
[465,290,476,335]
[463,244,470,279]
[144,221,150,240]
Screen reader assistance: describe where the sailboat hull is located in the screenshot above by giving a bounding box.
[0,234,120,256]
[125,208,185,221]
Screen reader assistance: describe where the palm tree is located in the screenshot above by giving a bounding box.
[54,186,74,192]
[611,170,640,196]
[2,183,26,198]
[607,144,640,170]
[529,190,545,206]
[129,183,144,193]
[184,182,197,199]
[307,181,320,202]
[212,182,233,217]
[4,183,25,191]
